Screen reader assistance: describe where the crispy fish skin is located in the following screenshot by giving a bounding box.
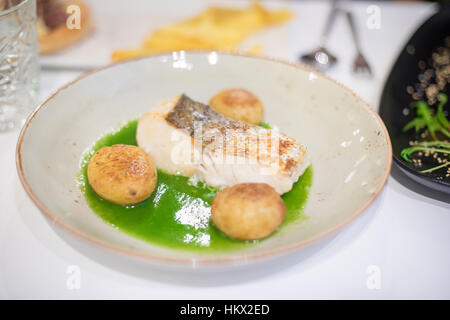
[137,94,309,194]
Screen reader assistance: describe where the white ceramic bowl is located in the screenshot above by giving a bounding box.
[17,52,392,267]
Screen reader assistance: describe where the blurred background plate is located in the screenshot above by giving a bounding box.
[38,0,293,70]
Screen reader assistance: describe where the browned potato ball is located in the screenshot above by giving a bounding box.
[211,183,286,240]
[87,144,157,205]
[209,88,264,124]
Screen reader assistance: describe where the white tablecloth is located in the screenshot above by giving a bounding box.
[1,0,449,299]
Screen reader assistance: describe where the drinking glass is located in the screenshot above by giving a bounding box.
[0,0,39,132]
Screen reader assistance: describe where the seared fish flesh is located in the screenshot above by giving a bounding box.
[136,94,309,194]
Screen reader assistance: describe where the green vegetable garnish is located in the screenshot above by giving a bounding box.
[403,94,450,140]
[259,121,271,129]
[401,94,450,174]
[401,141,450,162]
[436,93,450,130]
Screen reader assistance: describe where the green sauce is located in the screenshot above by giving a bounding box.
[79,120,313,252]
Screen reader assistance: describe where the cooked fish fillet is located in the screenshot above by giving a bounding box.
[136,94,309,194]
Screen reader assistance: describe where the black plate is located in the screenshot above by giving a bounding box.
[379,5,450,194]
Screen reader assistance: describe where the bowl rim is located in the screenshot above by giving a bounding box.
[16,51,393,266]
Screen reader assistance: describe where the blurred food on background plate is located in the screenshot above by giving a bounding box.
[36,0,91,54]
[112,2,293,61]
